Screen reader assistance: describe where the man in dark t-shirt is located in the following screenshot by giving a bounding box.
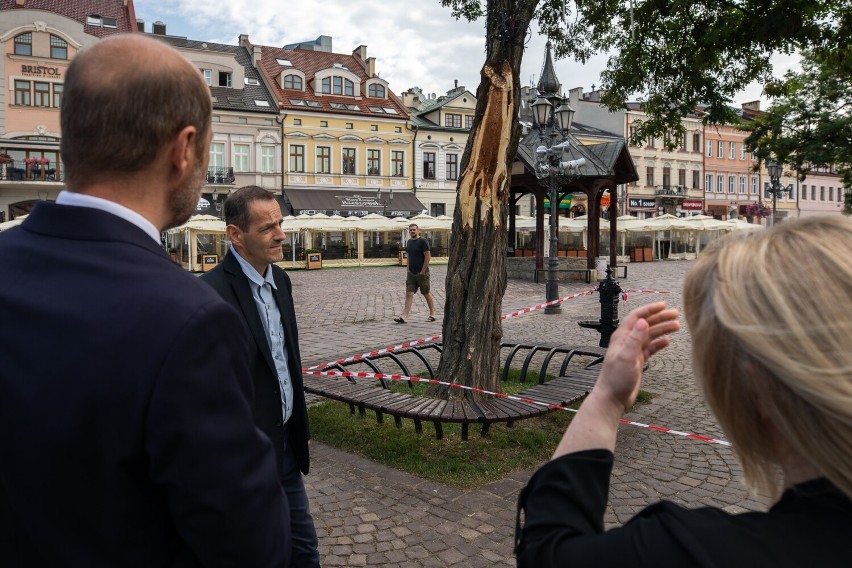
[394,224,437,323]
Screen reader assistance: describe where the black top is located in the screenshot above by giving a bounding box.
[516,449,852,567]
[406,237,430,273]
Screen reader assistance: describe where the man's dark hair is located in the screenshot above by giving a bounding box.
[60,36,211,189]
[224,185,277,230]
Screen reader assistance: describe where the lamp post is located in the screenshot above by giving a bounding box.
[377,187,393,216]
[530,95,585,315]
[766,159,791,226]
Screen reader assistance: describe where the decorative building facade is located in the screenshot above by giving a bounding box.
[403,83,476,217]
[247,35,423,217]
[0,0,136,220]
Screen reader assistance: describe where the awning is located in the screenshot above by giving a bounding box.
[282,187,426,218]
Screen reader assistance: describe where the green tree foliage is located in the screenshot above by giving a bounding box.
[744,49,852,212]
[443,0,849,143]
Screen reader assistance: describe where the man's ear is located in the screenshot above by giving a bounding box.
[169,125,198,181]
[226,224,242,248]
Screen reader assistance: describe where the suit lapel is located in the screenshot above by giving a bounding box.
[222,252,277,374]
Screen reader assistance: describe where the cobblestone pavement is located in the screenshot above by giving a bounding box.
[289,261,770,566]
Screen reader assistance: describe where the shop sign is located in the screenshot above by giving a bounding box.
[21,65,62,77]
[682,199,704,210]
[629,198,656,209]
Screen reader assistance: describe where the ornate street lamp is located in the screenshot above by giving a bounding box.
[766,159,791,226]
[377,187,393,216]
[531,95,585,314]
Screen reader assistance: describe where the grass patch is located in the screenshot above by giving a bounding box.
[308,367,654,489]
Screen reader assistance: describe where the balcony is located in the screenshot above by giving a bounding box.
[206,167,235,185]
[0,160,61,183]
[654,185,688,197]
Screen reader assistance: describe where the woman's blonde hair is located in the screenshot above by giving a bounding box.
[684,216,852,500]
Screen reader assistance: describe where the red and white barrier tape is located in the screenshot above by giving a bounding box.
[305,369,731,447]
[305,289,597,372]
[620,289,672,295]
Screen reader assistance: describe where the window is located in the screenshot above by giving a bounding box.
[705,174,713,192]
[201,69,212,85]
[391,150,404,177]
[717,141,724,158]
[289,145,305,172]
[820,186,826,201]
[751,177,758,194]
[693,133,701,152]
[260,146,276,173]
[52,83,63,107]
[14,80,31,106]
[342,148,356,174]
[740,143,746,160]
[233,144,250,172]
[315,146,331,174]
[322,76,354,95]
[729,142,735,159]
[237,117,247,125]
[802,184,808,200]
[728,175,735,193]
[370,125,378,131]
[446,154,459,181]
[680,134,687,151]
[811,186,817,200]
[283,75,302,90]
[367,149,381,176]
[50,35,67,60]
[646,166,654,187]
[629,125,637,145]
[346,123,353,130]
[444,113,462,128]
[263,119,273,126]
[320,121,328,127]
[423,152,436,179]
[678,169,686,188]
[395,127,402,133]
[218,72,232,88]
[431,203,446,217]
[662,166,671,188]
[34,82,50,107]
[465,116,474,129]
[706,140,713,157]
[838,188,843,203]
[717,175,724,193]
[368,84,386,98]
[293,119,301,126]
[692,170,700,190]
[739,176,746,194]
[209,143,224,169]
[14,33,32,56]
[211,116,220,122]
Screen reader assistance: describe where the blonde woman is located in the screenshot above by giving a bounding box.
[515,216,852,567]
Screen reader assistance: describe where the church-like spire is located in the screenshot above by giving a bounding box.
[536,41,561,97]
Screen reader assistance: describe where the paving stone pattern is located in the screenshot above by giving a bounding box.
[290,261,770,566]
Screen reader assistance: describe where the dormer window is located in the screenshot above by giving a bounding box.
[14,33,32,56]
[283,75,303,90]
[368,84,386,98]
[321,76,354,96]
[218,72,232,88]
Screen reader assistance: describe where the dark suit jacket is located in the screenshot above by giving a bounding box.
[201,251,310,476]
[0,202,290,567]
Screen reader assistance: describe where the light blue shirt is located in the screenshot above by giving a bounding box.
[231,248,293,424]
[55,190,161,244]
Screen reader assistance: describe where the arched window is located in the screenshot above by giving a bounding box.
[50,35,68,60]
[368,84,386,98]
[282,75,303,90]
[14,33,32,56]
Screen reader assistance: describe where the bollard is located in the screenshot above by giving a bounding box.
[578,265,622,347]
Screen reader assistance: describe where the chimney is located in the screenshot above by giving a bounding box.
[16,0,25,5]
[454,79,458,89]
[152,21,166,35]
[352,45,368,70]
[253,46,262,67]
[366,56,376,77]
[742,100,761,112]
[136,19,145,33]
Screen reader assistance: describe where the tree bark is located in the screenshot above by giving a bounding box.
[438,0,539,401]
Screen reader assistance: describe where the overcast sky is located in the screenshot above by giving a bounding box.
[134,0,795,108]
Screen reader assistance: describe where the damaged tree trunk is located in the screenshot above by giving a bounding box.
[438,0,538,401]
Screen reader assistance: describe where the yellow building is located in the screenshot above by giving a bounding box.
[244,35,424,218]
